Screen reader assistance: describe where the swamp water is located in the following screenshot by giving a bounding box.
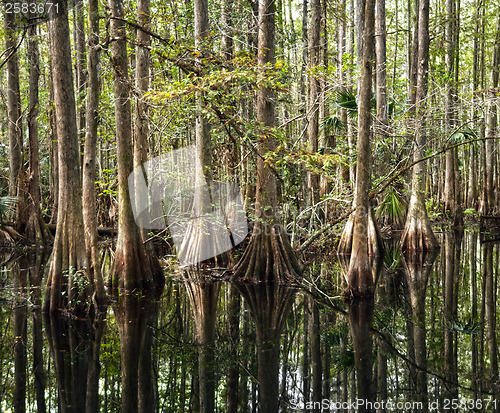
[0,230,499,412]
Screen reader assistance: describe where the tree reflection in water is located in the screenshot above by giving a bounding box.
[2,232,500,411]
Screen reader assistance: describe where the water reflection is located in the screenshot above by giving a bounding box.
[1,232,500,411]
[403,249,438,408]
[236,283,296,413]
[44,314,105,413]
[113,292,161,413]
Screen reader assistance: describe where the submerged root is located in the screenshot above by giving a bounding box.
[233,223,302,283]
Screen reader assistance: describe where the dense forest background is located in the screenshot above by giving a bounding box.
[0,0,499,301]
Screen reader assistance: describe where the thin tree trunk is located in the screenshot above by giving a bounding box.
[4,10,23,199]
[25,7,51,245]
[307,0,321,207]
[83,0,106,309]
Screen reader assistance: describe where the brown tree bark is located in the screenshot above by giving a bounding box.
[221,0,233,60]
[342,0,380,296]
[83,0,106,308]
[108,0,163,291]
[43,0,97,314]
[233,0,301,282]
[178,0,221,266]
[480,11,500,215]
[307,0,321,207]
[25,7,52,246]
[443,0,461,223]
[74,0,86,168]
[4,11,23,199]
[400,0,438,252]
[375,0,388,142]
[132,0,164,273]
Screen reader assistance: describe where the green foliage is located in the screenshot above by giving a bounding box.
[376,188,406,227]
[320,116,346,134]
[0,197,17,227]
[334,89,358,117]
[448,126,477,144]
[447,318,480,335]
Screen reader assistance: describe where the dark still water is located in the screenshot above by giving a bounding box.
[0,230,499,412]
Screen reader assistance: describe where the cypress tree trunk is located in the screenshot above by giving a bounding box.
[400,0,438,252]
[307,0,321,207]
[83,0,106,309]
[342,0,380,296]
[26,8,51,245]
[108,0,163,291]
[233,0,301,282]
[43,0,96,314]
[4,11,23,200]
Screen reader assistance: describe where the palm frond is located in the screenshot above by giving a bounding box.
[376,188,406,227]
[0,196,17,226]
[320,116,346,134]
[334,89,358,117]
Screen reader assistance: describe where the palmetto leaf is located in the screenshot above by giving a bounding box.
[334,89,358,117]
[0,196,17,226]
[320,116,346,133]
[376,188,406,226]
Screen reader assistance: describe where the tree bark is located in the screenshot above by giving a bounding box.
[43,0,95,314]
[343,0,380,296]
[400,0,438,252]
[83,0,106,309]
[25,7,52,246]
[307,0,321,207]
[233,0,301,282]
[4,11,23,200]
[108,0,163,291]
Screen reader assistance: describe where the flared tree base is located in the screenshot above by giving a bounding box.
[177,219,229,269]
[338,207,384,257]
[108,236,164,293]
[233,223,302,283]
[342,254,381,298]
[400,193,439,252]
[43,213,97,316]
